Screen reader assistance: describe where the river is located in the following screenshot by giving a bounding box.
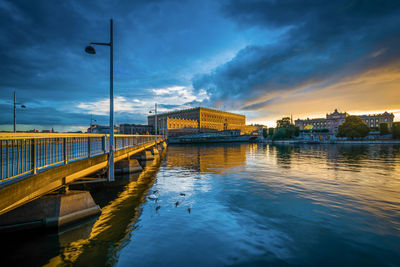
[1,143,400,266]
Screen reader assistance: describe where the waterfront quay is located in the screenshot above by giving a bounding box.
[1,142,399,266]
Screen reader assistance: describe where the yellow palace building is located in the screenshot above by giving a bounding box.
[148,107,257,136]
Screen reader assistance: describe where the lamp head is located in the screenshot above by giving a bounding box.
[21,105,26,108]
[85,45,96,54]
[149,111,152,114]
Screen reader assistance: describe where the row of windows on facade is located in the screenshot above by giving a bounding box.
[364,118,388,122]
[201,114,243,124]
[303,118,389,126]
[155,115,241,123]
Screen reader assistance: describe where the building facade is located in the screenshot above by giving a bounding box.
[359,112,394,129]
[148,107,257,135]
[295,109,395,134]
[87,125,119,134]
[119,124,154,135]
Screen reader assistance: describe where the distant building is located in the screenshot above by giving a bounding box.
[87,124,119,134]
[148,107,258,136]
[359,112,394,129]
[41,129,54,133]
[120,124,153,135]
[295,109,394,134]
[253,124,267,136]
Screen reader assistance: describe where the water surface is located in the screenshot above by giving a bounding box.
[2,144,400,266]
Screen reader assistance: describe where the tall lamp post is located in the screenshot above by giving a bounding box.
[149,103,158,148]
[85,19,114,182]
[13,91,26,133]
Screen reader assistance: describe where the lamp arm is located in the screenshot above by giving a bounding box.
[90,42,111,46]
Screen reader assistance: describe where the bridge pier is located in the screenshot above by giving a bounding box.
[131,150,154,161]
[160,141,167,149]
[115,159,143,174]
[151,147,159,156]
[0,190,100,231]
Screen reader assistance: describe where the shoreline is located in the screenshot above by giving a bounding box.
[262,139,400,145]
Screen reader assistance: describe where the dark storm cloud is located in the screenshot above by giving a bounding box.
[0,103,107,126]
[193,0,400,110]
[0,0,236,129]
[0,0,163,102]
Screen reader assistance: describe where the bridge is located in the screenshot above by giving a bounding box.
[0,133,165,229]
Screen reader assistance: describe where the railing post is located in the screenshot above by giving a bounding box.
[31,139,37,174]
[88,137,91,158]
[64,137,68,164]
[102,135,107,153]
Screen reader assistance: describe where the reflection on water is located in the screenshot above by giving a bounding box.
[2,144,400,266]
[0,150,165,267]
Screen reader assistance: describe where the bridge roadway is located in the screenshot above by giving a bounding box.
[0,133,164,216]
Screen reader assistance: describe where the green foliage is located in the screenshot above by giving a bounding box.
[308,128,329,133]
[262,128,268,138]
[272,128,288,140]
[276,117,291,128]
[272,117,299,140]
[392,122,400,139]
[268,128,275,136]
[379,123,389,135]
[294,126,300,136]
[337,116,370,138]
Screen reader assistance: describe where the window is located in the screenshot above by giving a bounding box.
[366,119,368,122]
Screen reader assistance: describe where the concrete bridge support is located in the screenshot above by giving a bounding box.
[151,147,159,156]
[131,150,154,161]
[160,141,167,149]
[0,190,100,231]
[115,159,143,174]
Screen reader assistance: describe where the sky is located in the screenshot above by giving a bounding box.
[0,0,400,131]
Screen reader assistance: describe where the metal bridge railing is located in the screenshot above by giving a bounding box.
[0,133,161,182]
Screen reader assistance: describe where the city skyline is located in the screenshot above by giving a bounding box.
[1,0,400,131]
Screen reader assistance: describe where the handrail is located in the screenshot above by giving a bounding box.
[0,133,162,140]
[0,134,163,182]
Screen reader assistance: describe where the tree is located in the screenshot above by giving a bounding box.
[276,117,291,128]
[392,122,400,139]
[269,128,275,136]
[294,126,300,136]
[272,127,287,140]
[337,116,370,139]
[272,117,300,140]
[262,128,268,138]
[379,122,389,135]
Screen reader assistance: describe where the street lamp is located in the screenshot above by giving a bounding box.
[149,103,158,148]
[89,114,97,133]
[85,18,114,182]
[14,91,26,133]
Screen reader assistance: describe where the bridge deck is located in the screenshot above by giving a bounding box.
[0,133,164,215]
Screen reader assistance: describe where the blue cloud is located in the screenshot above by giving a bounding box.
[193,0,400,110]
[0,0,251,130]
